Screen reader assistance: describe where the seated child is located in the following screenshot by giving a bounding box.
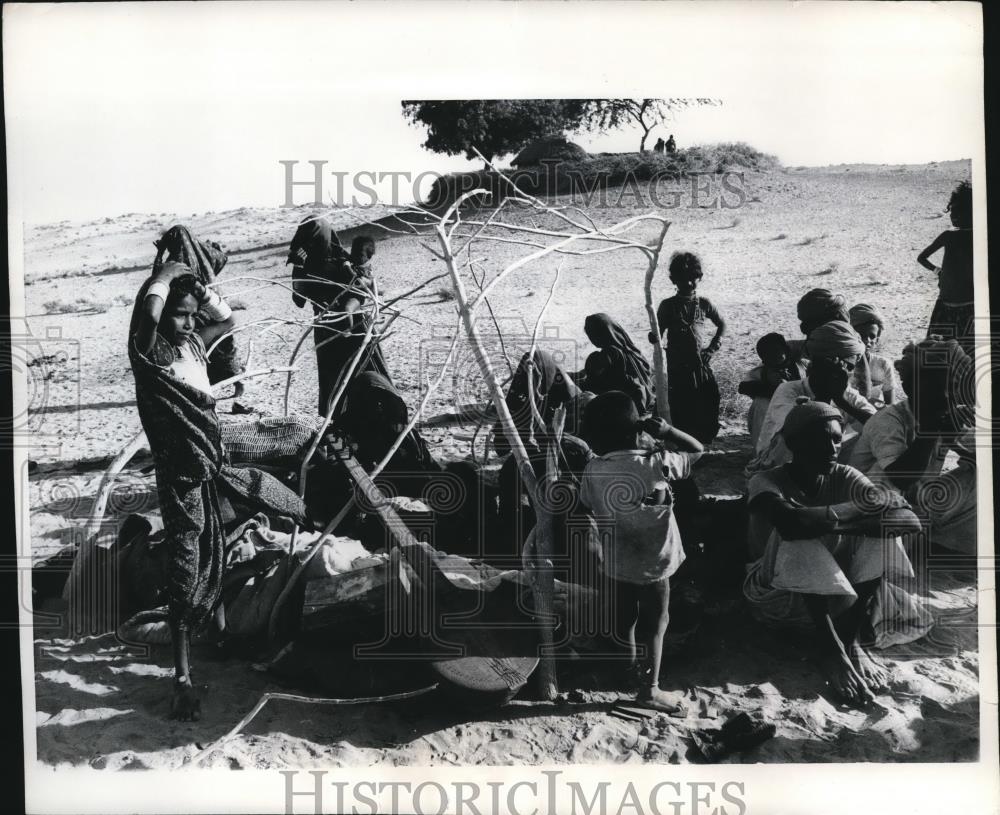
[579,391,704,709]
[848,303,897,406]
[738,332,806,446]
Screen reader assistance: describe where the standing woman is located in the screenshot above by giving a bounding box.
[578,313,656,416]
[153,225,245,397]
[288,217,390,415]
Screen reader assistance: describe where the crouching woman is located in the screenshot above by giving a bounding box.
[743,398,929,706]
[129,262,308,720]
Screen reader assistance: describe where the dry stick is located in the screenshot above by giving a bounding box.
[433,215,564,697]
[524,263,563,447]
[365,316,464,484]
[643,220,673,421]
[187,684,438,767]
[82,365,298,542]
[470,212,659,314]
[296,296,381,500]
[468,258,515,379]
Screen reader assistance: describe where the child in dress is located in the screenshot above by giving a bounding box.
[738,333,807,446]
[579,391,703,709]
[650,252,726,444]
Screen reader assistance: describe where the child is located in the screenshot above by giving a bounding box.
[738,333,806,446]
[917,180,974,354]
[650,251,726,444]
[130,263,307,720]
[579,390,704,709]
[848,303,897,406]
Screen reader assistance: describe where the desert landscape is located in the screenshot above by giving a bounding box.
[23,159,981,769]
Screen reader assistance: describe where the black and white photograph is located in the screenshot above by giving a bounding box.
[5,2,997,813]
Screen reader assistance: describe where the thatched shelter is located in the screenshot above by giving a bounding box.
[511,136,588,168]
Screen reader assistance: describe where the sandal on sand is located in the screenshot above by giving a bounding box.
[691,712,777,762]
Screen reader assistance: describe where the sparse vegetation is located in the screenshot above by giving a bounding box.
[795,233,827,247]
[43,297,110,315]
[425,143,780,208]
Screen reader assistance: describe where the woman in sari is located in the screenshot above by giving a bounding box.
[576,313,656,415]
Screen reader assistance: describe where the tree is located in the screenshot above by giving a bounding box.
[401,100,589,167]
[581,98,723,152]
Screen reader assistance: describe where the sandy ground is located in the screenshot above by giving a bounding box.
[22,160,981,767]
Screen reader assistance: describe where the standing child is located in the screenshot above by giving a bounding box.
[917,180,974,354]
[848,303,897,407]
[738,333,806,446]
[129,263,308,719]
[579,391,703,709]
[650,251,726,444]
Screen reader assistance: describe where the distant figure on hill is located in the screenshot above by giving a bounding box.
[665,135,676,154]
[653,137,666,154]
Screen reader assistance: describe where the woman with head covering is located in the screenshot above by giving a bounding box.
[746,321,877,475]
[848,303,897,406]
[493,351,595,564]
[287,216,391,415]
[153,225,244,396]
[339,371,439,478]
[127,263,308,720]
[578,313,655,416]
[493,349,579,457]
[743,397,927,705]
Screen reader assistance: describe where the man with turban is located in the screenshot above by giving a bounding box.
[747,321,877,475]
[848,303,897,406]
[849,338,976,554]
[743,398,928,705]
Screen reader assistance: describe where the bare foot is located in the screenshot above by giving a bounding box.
[850,644,891,693]
[634,687,684,714]
[170,681,201,721]
[818,650,874,705]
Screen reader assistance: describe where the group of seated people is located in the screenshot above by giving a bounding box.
[122,204,978,719]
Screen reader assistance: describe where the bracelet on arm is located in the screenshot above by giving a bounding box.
[145,280,171,303]
[200,288,232,321]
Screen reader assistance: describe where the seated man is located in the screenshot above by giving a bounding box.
[747,320,876,475]
[849,338,977,554]
[743,399,927,705]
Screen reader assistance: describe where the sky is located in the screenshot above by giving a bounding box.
[3,1,984,224]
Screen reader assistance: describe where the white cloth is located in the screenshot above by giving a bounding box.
[743,463,931,647]
[579,447,697,584]
[849,400,943,484]
[865,353,898,405]
[168,333,213,397]
[746,379,875,476]
[849,401,976,554]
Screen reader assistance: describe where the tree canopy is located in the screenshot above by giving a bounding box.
[401,100,589,164]
[401,98,724,163]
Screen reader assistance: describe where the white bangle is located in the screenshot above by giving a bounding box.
[201,289,232,321]
[145,281,171,303]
